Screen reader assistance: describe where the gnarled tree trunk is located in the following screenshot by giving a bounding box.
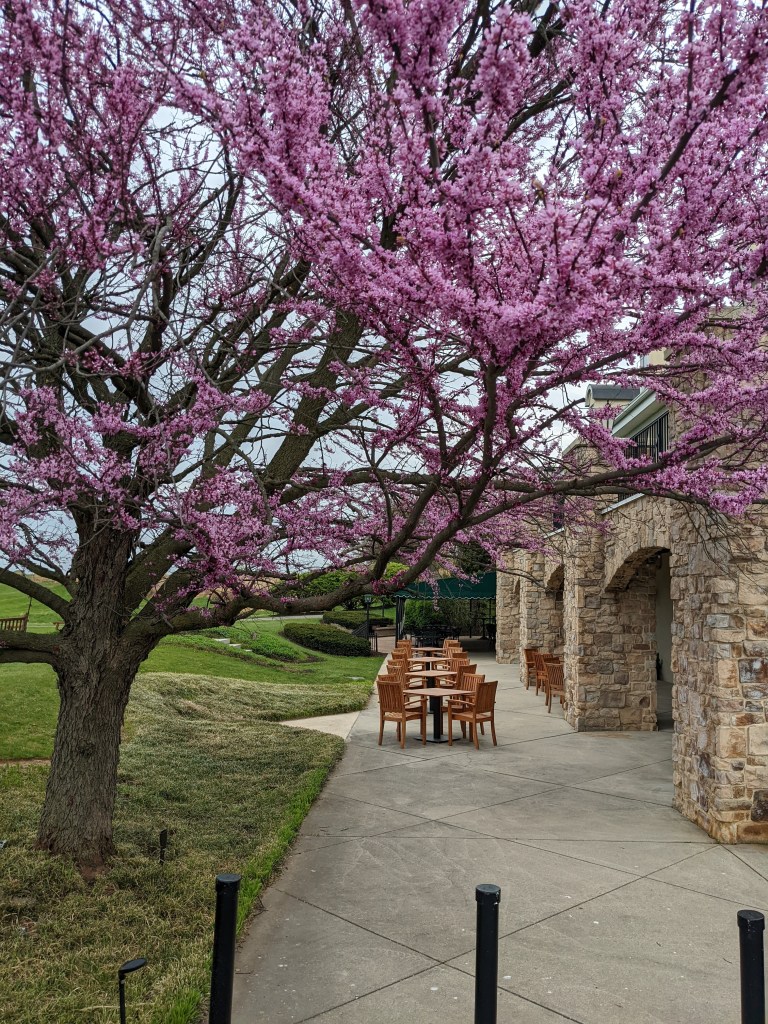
[36,520,158,871]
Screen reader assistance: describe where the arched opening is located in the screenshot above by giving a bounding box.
[544,565,565,657]
[604,545,674,731]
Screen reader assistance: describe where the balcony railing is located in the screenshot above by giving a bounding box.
[626,412,669,462]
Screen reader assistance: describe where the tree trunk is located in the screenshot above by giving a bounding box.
[36,520,157,871]
[36,656,136,871]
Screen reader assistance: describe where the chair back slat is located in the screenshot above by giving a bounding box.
[460,673,484,699]
[545,660,565,689]
[377,679,405,712]
[523,648,538,669]
[473,680,498,714]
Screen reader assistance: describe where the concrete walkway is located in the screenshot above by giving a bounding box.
[233,655,768,1024]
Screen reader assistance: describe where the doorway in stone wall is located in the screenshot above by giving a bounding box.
[655,551,674,730]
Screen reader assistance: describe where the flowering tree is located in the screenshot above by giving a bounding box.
[2,0,768,868]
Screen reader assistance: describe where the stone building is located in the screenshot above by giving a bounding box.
[496,387,768,844]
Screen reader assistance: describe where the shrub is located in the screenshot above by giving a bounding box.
[321,610,390,630]
[200,626,316,661]
[403,599,441,632]
[283,621,372,657]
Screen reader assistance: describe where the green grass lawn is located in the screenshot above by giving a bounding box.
[0,677,346,1024]
[0,588,381,1023]
[0,616,377,760]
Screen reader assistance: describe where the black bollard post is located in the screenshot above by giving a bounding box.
[209,873,242,1024]
[474,884,501,1024]
[738,909,766,1024]
[118,958,147,1024]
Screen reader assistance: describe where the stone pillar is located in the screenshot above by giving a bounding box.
[671,512,768,843]
[495,571,520,664]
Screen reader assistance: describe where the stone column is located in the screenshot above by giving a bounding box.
[671,512,768,843]
[495,570,520,664]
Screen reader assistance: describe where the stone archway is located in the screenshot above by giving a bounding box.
[604,545,675,732]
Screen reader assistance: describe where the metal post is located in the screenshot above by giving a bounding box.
[474,884,501,1024]
[209,873,242,1024]
[118,958,147,1024]
[738,910,766,1024]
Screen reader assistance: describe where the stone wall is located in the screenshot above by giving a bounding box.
[496,496,768,844]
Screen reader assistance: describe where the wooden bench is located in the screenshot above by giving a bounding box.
[0,614,29,632]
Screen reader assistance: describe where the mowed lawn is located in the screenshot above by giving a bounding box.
[0,586,380,1024]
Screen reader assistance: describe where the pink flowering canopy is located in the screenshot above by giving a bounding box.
[2,0,768,620]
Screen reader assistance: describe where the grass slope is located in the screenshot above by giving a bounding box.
[0,617,377,760]
[0,673,346,1024]
[0,593,381,1021]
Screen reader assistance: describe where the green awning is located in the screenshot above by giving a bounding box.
[395,572,496,601]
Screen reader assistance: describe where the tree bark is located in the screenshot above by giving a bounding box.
[35,520,158,871]
[36,655,137,871]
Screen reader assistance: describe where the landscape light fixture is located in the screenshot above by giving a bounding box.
[118,957,147,1024]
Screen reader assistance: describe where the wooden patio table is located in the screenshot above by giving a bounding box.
[405,668,457,686]
[406,687,471,743]
[408,656,450,668]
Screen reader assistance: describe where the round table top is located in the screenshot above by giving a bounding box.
[406,669,457,680]
[410,647,446,653]
[408,656,450,666]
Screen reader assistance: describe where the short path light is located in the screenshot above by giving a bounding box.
[118,957,147,1024]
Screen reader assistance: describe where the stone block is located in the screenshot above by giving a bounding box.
[737,821,768,843]
[747,619,768,640]
[716,727,747,759]
[716,660,739,688]
[748,724,768,756]
[739,659,768,689]
[712,627,747,642]
[750,791,768,822]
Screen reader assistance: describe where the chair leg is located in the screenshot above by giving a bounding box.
[479,722,485,735]
[448,707,453,745]
[400,716,406,748]
[472,721,480,750]
[421,705,426,745]
[491,716,497,746]
[378,715,384,746]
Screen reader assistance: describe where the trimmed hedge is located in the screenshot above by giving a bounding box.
[321,610,390,630]
[283,621,372,657]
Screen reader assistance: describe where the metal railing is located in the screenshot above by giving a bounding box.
[626,411,669,461]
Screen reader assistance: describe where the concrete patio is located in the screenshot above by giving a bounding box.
[232,654,768,1024]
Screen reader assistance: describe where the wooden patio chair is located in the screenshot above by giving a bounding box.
[443,659,476,689]
[533,650,558,696]
[447,680,498,748]
[544,659,566,713]
[377,679,426,748]
[446,672,485,736]
[522,647,538,690]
